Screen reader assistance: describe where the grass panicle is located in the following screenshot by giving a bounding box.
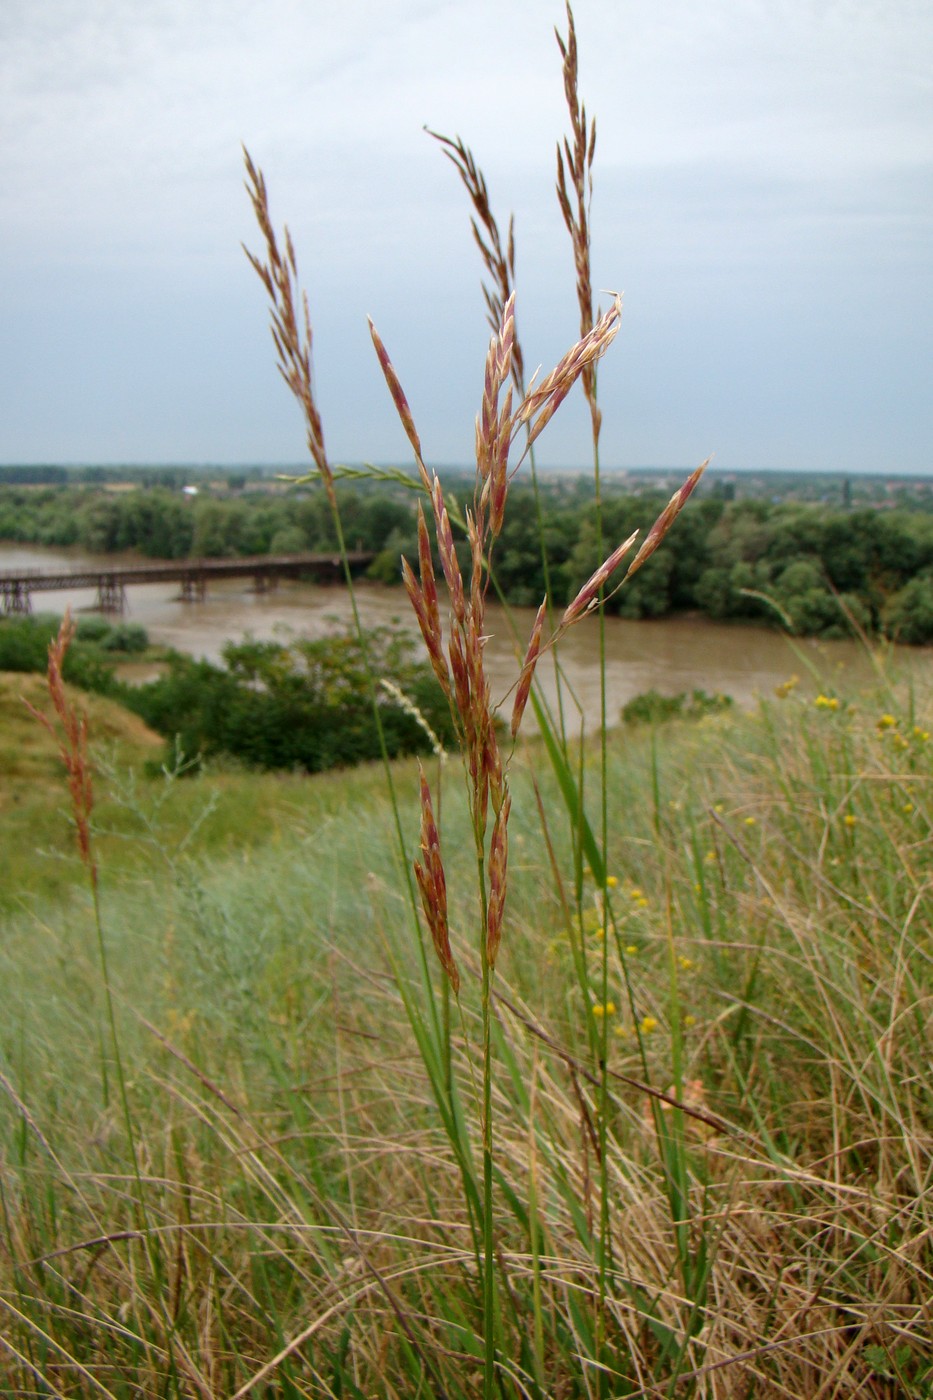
[2,6,930,1400]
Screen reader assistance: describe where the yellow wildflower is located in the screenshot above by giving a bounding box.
[744,816,757,827]
[815,695,839,711]
[902,802,915,814]
[843,814,857,828]
[678,956,694,970]
[640,1015,658,1034]
[606,874,619,889]
[592,1001,616,1018]
[625,944,638,955]
[877,713,897,729]
[684,1014,697,1027]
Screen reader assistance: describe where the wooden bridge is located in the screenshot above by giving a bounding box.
[0,551,376,615]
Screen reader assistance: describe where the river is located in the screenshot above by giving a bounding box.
[2,542,926,730]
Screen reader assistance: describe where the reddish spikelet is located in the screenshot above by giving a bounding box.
[402,550,450,699]
[515,296,621,452]
[368,319,427,480]
[485,791,511,969]
[624,460,710,581]
[483,725,505,816]
[414,765,459,993]
[448,628,474,750]
[511,599,547,738]
[466,510,485,623]
[23,611,97,888]
[561,528,640,628]
[417,502,440,619]
[476,296,515,539]
[431,477,466,624]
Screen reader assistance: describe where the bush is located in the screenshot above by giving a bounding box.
[124,626,457,773]
[622,687,734,725]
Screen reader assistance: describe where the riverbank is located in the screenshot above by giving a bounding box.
[4,541,929,729]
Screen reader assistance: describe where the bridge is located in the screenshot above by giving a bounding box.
[0,551,376,616]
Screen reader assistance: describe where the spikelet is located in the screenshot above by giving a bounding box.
[485,792,511,969]
[624,460,709,580]
[413,765,459,993]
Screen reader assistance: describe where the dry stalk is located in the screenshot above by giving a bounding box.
[23,610,97,889]
[242,148,335,507]
[427,129,525,392]
[373,292,706,988]
[371,292,625,986]
[556,2,600,444]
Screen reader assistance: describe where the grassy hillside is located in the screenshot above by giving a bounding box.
[1,661,930,1397]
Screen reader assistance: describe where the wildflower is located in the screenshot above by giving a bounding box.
[592,1001,616,1018]
[593,925,606,940]
[640,1015,658,1034]
[877,713,897,729]
[606,874,619,889]
[913,726,930,743]
[713,802,725,814]
[814,695,839,711]
[625,944,638,955]
[635,896,649,908]
[843,813,857,828]
[678,956,693,970]
[744,816,757,827]
[902,802,915,815]
[704,850,717,863]
[774,675,799,699]
[629,885,644,899]
[683,1014,697,1028]
[613,1023,629,1038]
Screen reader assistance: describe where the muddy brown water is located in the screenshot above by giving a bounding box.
[3,543,928,732]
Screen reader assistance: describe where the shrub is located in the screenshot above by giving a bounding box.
[622,687,734,725]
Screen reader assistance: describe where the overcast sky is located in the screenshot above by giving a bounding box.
[1,0,930,473]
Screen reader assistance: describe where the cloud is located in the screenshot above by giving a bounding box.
[0,0,930,467]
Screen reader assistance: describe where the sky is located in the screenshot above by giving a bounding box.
[0,0,930,474]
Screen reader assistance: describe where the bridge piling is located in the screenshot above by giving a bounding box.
[95,577,127,614]
[1,580,31,615]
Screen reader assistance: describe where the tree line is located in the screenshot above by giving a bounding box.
[3,480,933,642]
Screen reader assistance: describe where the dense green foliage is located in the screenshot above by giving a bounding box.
[5,481,933,641]
[0,612,145,692]
[123,628,456,773]
[0,613,456,774]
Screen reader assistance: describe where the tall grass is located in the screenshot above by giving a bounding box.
[2,6,931,1397]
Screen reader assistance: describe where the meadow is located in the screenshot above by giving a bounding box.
[2,5,931,1395]
[1,657,930,1396]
